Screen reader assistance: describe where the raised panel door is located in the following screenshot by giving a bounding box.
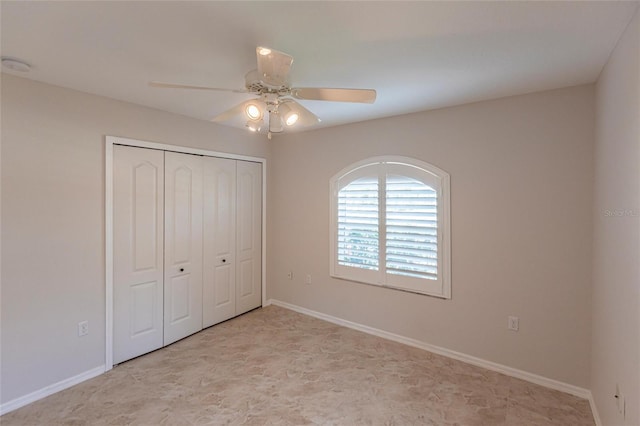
[203,157,237,327]
[236,161,262,315]
[164,151,203,345]
[113,145,164,364]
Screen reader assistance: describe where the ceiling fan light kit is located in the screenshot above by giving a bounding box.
[286,113,299,126]
[278,102,299,126]
[269,111,284,134]
[245,120,263,132]
[245,103,263,120]
[150,46,376,138]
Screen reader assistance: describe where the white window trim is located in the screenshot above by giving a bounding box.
[330,156,451,299]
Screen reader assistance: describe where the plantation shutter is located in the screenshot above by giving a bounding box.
[385,175,438,280]
[330,157,450,298]
[337,177,379,270]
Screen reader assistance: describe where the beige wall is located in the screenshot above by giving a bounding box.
[1,73,600,406]
[592,7,640,426]
[0,74,269,404]
[269,85,595,388]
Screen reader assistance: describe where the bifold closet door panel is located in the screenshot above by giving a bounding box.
[113,145,165,364]
[164,151,204,345]
[236,161,262,315]
[203,157,237,328]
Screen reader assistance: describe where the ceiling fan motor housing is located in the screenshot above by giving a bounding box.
[244,70,290,94]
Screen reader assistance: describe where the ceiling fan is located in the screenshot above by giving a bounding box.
[150,46,376,139]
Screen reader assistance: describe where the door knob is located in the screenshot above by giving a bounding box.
[179,268,184,272]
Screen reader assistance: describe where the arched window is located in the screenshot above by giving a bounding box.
[330,157,451,298]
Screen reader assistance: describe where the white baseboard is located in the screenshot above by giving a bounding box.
[267,299,592,400]
[588,392,603,426]
[0,365,105,415]
[2,304,601,423]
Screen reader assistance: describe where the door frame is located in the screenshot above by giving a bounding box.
[105,136,267,371]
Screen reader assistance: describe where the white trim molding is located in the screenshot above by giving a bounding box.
[588,392,603,426]
[266,299,593,401]
[0,366,105,415]
[105,139,113,371]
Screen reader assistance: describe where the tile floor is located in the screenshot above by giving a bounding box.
[1,305,595,425]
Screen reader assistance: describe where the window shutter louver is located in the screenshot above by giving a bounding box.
[385,176,438,280]
[337,177,379,270]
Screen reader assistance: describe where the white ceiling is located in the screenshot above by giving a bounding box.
[1,1,637,132]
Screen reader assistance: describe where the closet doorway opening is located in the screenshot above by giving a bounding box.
[105,136,266,369]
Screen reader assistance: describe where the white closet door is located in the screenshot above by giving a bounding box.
[236,161,262,315]
[164,152,203,345]
[113,145,164,364]
[203,157,237,327]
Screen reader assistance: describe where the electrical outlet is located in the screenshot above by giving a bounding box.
[508,316,519,331]
[305,274,312,285]
[287,271,293,280]
[78,321,89,337]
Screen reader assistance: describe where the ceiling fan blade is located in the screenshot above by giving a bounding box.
[212,99,264,122]
[280,100,321,127]
[256,46,293,87]
[150,81,246,93]
[291,87,376,104]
